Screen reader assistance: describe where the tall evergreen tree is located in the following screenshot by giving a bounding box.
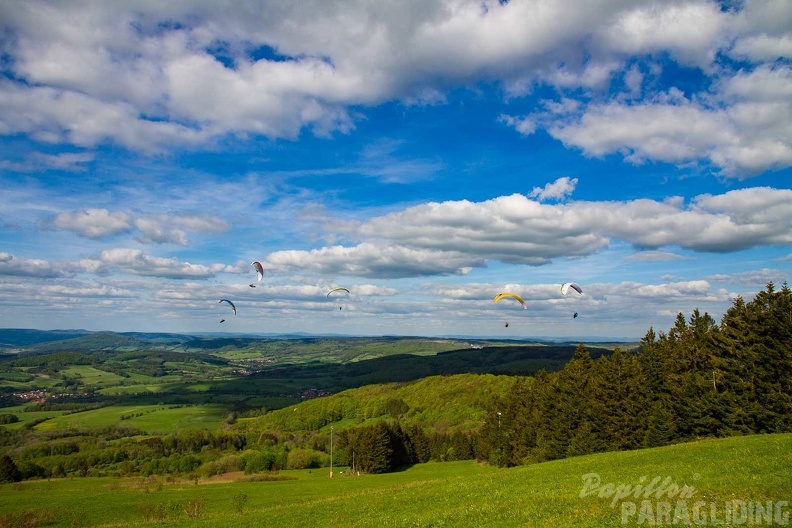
[0,454,21,483]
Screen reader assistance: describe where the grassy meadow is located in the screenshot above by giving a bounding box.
[1,433,789,527]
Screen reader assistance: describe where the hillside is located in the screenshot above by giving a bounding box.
[0,433,788,527]
[245,373,517,434]
[0,329,92,349]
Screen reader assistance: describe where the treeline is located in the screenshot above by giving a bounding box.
[10,352,96,369]
[334,421,477,473]
[478,283,792,466]
[0,418,479,480]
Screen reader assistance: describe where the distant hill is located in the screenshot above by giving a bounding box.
[21,332,154,354]
[0,329,198,353]
[247,343,613,391]
[0,328,92,349]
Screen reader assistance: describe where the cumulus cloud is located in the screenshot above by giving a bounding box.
[705,268,789,288]
[0,252,73,278]
[134,214,229,245]
[528,177,578,202]
[267,186,792,279]
[514,64,792,177]
[47,209,228,244]
[97,248,238,279]
[0,0,787,177]
[266,243,482,279]
[51,209,132,239]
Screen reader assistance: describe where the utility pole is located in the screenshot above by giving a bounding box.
[330,425,334,478]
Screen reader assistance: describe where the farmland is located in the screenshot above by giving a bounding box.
[1,330,613,434]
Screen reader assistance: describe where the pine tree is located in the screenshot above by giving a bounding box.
[0,454,21,483]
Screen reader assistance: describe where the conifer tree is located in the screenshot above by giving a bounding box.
[0,454,21,483]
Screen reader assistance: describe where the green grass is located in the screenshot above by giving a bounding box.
[32,404,229,433]
[60,366,127,385]
[0,406,67,430]
[1,433,788,527]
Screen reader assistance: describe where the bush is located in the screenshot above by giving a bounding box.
[231,493,249,514]
[198,455,243,477]
[140,501,182,522]
[184,496,207,519]
[0,413,19,424]
[286,448,328,470]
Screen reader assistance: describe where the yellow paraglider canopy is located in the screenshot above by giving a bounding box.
[493,293,527,309]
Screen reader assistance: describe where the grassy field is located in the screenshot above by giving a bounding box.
[31,403,229,433]
[1,433,789,527]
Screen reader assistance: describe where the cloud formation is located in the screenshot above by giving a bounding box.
[528,176,578,201]
[47,209,229,245]
[0,1,788,176]
[94,248,238,279]
[268,186,792,278]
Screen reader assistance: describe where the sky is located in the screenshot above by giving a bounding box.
[0,0,790,339]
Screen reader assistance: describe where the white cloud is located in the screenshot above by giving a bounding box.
[47,209,229,244]
[51,209,132,239]
[133,214,228,245]
[598,2,728,67]
[0,252,72,278]
[625,250,688,262]
[0,81,209,152]
[97,248,238,279]
[1,0,783,163]
[731,33,792,61]
[705,268,789,288]
[265,186,792,279]
[266,243,482,279]
[540,66,792,177]
[498,114,536,136]
[528,176,578,202]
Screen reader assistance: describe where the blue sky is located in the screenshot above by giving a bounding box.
[0,0,790,339]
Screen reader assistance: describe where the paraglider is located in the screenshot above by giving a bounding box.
[327,287,350,310]
[561,283,583,319]
[249,284,256,288]
[327,287,350,298]
[504,322,509,328]
[251,261,264,282]
[219,299,236,315]
[219,319,225,323]
[493,293,527,309]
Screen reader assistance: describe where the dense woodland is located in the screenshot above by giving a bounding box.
[478,282,792,466]
[0,283,789,481]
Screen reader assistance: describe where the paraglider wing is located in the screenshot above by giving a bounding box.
[251,261,264,282]
[219,299,236,315]
[493,293,527,309]
[326,287,351,298]
[561,282,583,295]
[219,319,225,323]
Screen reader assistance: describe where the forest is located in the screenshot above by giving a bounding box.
[478,282,792,466]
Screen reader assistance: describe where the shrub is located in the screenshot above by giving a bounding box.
[231,493,249,514]
[184,496,207,519]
